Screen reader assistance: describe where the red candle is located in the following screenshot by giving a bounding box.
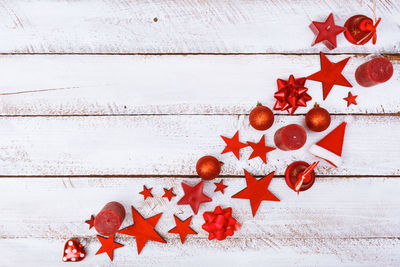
[94,201,125,236]
[285,161,316,192]
[355,57,393,87]
[274,124,307,151]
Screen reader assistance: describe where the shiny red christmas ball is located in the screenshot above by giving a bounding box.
[249,105,274,131]
[196,156,222,180]
[305,104,331,132]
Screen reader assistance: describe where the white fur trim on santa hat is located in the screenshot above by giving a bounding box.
[309,144,342,168]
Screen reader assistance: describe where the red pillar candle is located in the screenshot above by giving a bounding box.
[274,124,307,151]
[355,57,393,87]
[285,161,316,192]
[94,201,126,236]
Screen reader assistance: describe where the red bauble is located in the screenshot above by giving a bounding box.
[344,15,381,45]
[305,104,331,132]
[196,156,221,180]
[249,105,274,131]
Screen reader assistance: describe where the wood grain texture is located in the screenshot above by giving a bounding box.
[0,0,399,54]
[0,54,399,116]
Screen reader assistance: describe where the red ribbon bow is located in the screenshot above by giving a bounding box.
[359,17,381,45]
[202,206,240,241]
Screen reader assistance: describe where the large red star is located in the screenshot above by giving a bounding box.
[232,170,280,217]
[221,131,248,160]
[139,185,153,200]
[168,215,197,244]
[177,181,212,214]
[247,135,275,164]
[307,52,352,100]
[214,180,228,194]
[343,91,358,106]
[162,188,176,201]
[95,235,124,261]
[85,215,95,229]
[310,13,346,50]
[118,206,166,254]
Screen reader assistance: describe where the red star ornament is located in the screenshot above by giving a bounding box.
[85,215,95,229]
[95,235,124,261]
[168,215,197,244]
[214,180,228,194]
[177,181,212,214]
[310,13,346,50]
[247,135,275,164]
[343,92,358,106]
[232,170,280,217]
[162,188,176,201]
[221,131,248,160]
[118,206,166,254]
[307,52,352,100]
[139,185,153,200]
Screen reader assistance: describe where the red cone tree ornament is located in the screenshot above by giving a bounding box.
[305,103,331,132]
[249,104,274,131]
[196,156,222,180]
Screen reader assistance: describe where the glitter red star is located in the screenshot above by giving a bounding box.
[344,91,358,106]
[168,215,197,244]
[214,180,228,194]
[119,206,166,254]
[232,170,280,217]
[221,131,248,160]
[162,188,176,201]
[177,181,212,214]
[247,135,275,164]
[309,13,346,50]
[139,185,153,200]
[85,215,95,229]
[307,52,352,100]
[95,235,124,261]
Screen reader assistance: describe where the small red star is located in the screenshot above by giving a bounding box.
[177,181,212,214]
[162,188,176,201]
[343,92,358,106]
[139,185,153,200]
[247,135,275,164]
[168,215,198,244]
[221,131,248,159]
[95,235,124,261]
[85,215,95,229]
[214,180,228,194]
[232,170,280,217]
[310,13,346,50]
[307,52,352,100]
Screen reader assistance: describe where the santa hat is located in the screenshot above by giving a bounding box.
[309,122,347,167]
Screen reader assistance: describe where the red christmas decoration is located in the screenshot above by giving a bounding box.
[273,75,312,115]
[221,131,248,160]
[202,206,240,241]
[232,170,280,217]
[247,135,275,164]
[168,215,197,244]
[249,104,274,131]
[85,215,95,229]
[344,15,381,45]
[162,188,176,201]
[196,155,221,180]
[309,13,346,50]
[119,206,166,254]
[307,52,352,100]
[214,180,228,194]
[343,92,358,106]
[95,235,124,261]
[177,181,212,214]
[139,185,153,200]
[62,239,86,262]
[305,103,331,132]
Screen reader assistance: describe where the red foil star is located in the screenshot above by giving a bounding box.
[95,235,124,261]
[202,206,240,241]
[214,180,228,194]
[232,170,280,217]
[85,215,95,229]
[344,92,358,106]
[273,75,312,114]
[168,215,197,244]
[310,13,346,50]
[307,52,352,100]
[177,181,212,214]
[119,206,166,254]
[139,185,153,200]
[221,131,248,159]
[162,188,176,201]
[247,135,275,164]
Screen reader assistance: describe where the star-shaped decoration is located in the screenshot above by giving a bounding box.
[177,181,212,214]
[247,135,275,164]
[214,180,228,194]
[95,235,124,261]
[343,91,358,106]
[310,13,346,50]
[221,131,248,160]
[119,206,166,254]
[232,170,280,217]
[307,52,352,100]
[85,215,95,229]
[139,185,153,200]
[168,215,197,244]
[162,188,176,201]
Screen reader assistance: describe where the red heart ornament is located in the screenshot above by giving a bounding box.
[62,239,86,262]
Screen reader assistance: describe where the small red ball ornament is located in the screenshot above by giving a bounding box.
[305,104,331,132]
[249,104,274,131]
[196,156,222,180]
[344,15,381,45]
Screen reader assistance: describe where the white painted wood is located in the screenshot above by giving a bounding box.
[0,0,398,54]
[0,55,398,115]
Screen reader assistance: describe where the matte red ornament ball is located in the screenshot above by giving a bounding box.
[196,156,222,180]
[249,105,274,131]
[305,104,331,132]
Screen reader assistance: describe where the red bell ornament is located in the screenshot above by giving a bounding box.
[344,15,381,45]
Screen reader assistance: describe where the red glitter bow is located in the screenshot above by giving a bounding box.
[273,75,312,115]
[202,206,240,241]
[359,17,381,45]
